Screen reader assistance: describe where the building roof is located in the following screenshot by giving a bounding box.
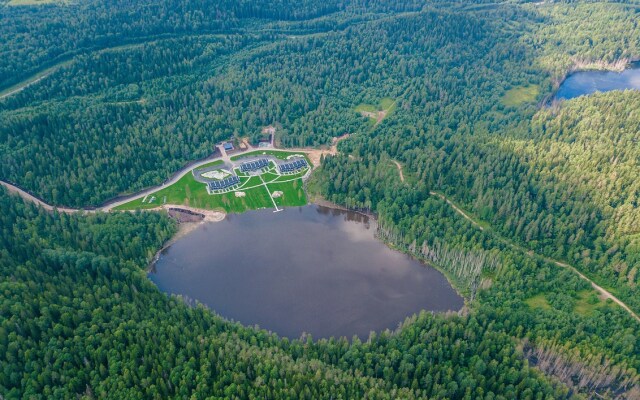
[279,158,308,173]
[208,175,240,190]
[240,158,269,172]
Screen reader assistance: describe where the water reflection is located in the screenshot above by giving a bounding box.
[150,205,463,339]
[555,62,640,100]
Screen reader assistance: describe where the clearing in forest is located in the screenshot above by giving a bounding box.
[501,84,540,106]
[355,97,396,126]
[524,289,607,316]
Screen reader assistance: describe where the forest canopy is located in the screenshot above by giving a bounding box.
[1,0,639,398]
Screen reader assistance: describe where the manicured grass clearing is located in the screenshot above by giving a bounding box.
[261,171,280,182]
[240,175,264,189]
[273,169,308,182]
[115,161,309,213]
[525,293,552,311]
[193,160,224,171]
[270,180,307,207]
[501,85,540,106]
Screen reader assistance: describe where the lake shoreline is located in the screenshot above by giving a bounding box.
[310,195,469,303]
[567,58,636,74]
[150,198,469,305]
[148,204,464,339]
[545,59,640,105]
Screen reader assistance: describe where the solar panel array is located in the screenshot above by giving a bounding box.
[208,176,240,191]
[279,158,308,173]
[240,158,269,172]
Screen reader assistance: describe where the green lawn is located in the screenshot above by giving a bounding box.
[193,160,224,171]
[115,160,309,213]
[272,168,308,182]
[261,171,281,182]
[501,85,540,107]
[270,180,307,208]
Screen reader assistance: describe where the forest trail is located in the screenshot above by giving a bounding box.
[376,99,397,126]
[392,160,405,182]
[550,259,640,322]
[430,191,484,231]
[0,32,233,100]
[431,190,640,323]
[0,72,54,100]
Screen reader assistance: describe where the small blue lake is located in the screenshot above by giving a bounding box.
[555,62,640,100]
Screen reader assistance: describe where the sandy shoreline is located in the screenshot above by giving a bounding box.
[145,205,226,271]
[156,204,226,222]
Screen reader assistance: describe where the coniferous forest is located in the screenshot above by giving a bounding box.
[1,0,639,398]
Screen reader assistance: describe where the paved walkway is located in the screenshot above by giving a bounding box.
[259,175,281,212]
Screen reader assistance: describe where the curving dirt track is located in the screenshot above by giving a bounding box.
[430,191,639,323]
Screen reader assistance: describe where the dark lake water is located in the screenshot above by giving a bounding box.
[555,62,640,100]
[150,205,463,340]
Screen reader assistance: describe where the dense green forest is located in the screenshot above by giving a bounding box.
[1,0,639,398]
[1,188,571,398]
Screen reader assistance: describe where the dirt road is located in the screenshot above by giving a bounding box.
[430,190,639,322]
[392,160,405,182]
[0,73,54,100]
[286,133,350,168]
[430,191,484,231]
